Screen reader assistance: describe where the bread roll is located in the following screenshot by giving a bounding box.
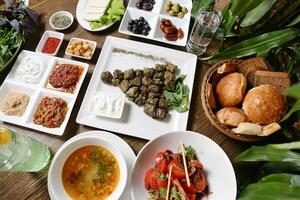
[216,107,248,127]
[216,73,247,107]
[242,85,287,125]
[207,84,216,109]
[217,63,237,74]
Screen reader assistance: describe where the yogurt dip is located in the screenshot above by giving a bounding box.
[14,56,45,84]
[90,92,125,118]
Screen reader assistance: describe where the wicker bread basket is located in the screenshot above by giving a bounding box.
[201,59,264,142]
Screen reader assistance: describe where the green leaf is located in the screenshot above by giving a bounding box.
[287,14,300,27]
[159,187,167,198]
[231,0,265,17]
[186,145,196,160]
[208,28,300,61]
[270,142,300,150]
[238,182,300,200]
[259,173,300,186]
[240,0,276,27]
[285,84,300,99]
[261,162,300,175]
[234,145,300,164]
[280,100,300,122]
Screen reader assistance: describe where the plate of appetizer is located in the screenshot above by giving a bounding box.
[119,0,192,46]
[76,0,125,31]
[202,57,290,142]
[131,131,237,200]
[0,50,88,135]
[76,36,197,140]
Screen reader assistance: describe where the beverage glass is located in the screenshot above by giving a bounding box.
[0,127,51,172]
[186,7,221,56]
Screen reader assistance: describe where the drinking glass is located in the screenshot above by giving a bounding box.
[186,7,221,56]
[0,127,51,172]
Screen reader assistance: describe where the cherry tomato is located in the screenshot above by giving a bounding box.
[155,152,168,174]
[144,168,155,190]
[192,170,207,192]
[168,160,186,180]
[181,179,197,193]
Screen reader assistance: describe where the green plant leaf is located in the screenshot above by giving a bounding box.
[231,0,265,17]
[270,141,300,150]
[240,0,276,28]
[238,182,300,200]
[280,100,300,122]
[259,173,300,186]
[285,84,300,99]
[207,28,300,61]
[261,162,300,175]
[234,145,300,164]
[287,14,300,27]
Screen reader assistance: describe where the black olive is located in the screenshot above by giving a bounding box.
[143,3,153,10]
[128,19,135,25]
[142,29,149,35]
[139,17,145,22]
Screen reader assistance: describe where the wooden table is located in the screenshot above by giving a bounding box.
[0,0,249,199]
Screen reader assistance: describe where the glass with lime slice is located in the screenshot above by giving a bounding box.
[0,127,51,172]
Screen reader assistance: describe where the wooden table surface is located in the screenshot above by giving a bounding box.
[0,0,250,199]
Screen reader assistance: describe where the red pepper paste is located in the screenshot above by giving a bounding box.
[42,37,61,54]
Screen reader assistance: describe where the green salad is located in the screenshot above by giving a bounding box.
[90,0,125,29]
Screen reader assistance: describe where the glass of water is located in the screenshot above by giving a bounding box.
[186,7,221,56]
[0,126,51,172]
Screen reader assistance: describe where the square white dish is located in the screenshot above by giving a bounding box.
[65,37,97,60]
[76,36,197,140]
[0,50,89,136]
[36,31,64,56]
[119,0,192,46]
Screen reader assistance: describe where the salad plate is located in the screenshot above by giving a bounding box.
[48,130,136,200]
[0,50,88,135]
[131,131,237,200]
[76,36,197,140]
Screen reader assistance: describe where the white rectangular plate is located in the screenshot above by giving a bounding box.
[0,50,89,135]
[76,36,197,140]
[119,0,192,46]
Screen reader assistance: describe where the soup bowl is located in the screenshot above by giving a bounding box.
[48,135,127,200]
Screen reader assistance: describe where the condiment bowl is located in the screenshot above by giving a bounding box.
[48,135,128,200]
[49,11,74,31]
[131,131,237,200]
[35,31,64,56]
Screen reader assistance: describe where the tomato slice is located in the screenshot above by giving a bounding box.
[155,152,169,174]
[144,168,155,190]
[192,170,207,192]
[168,160,186,180]
[181,179,197,194]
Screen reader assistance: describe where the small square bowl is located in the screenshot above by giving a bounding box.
[65,38,97,60]
[36,31,64,56]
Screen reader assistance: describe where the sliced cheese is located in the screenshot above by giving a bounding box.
[83,0,110,21]
[83,13,102,21]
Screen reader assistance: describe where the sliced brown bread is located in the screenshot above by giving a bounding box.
[237,57,270,86]
[254,71,291,89]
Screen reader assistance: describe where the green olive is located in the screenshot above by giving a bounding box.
[182,7,188,14]
[168,10,175,16]
[164,4,170,12]
[172,4,180,12]
[166,0,172,5]
[178,12,184,18]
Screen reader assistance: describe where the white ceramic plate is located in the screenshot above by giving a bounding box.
[76,36,197,140]
[0,50,88,135]
[131,131,237,200]
[119,0,192,46]
[76,0,116,32]
[47,130,136,200]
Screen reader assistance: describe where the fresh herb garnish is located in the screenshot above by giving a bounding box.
[171,186,185,200]
[159,173,166,180]
[186,145,196,160]
[164,74,190,113]
[159,187,167,198]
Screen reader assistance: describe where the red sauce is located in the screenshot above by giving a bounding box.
[42,37,61,54]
